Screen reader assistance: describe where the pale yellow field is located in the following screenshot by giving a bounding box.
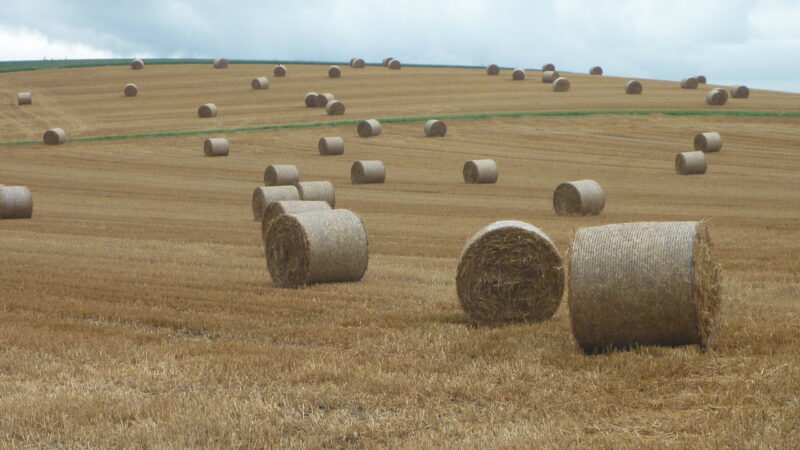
[1,63,799,448]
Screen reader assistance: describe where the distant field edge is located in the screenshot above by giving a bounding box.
[2,109,799,147]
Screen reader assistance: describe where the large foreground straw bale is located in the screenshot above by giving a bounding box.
[553,180,605,216]
[17,92,32,105]
[730,85,750,98]
[304,92,318,107]
[203,138,229,156]
[463,159,498,184]
[553,77,571,92]
[456,220,564,323]
[315,93,335,107]
[542,63,555,71]
[197,103,218,118]
[351,161,385,184]
[274,65,287,77]
[328,66,341,78]
[681,77,698,89]
[0,186,33,219]
[388,59,402,70]
[675,151,707,175]
[512,68,525,81]
[357,119,381,137]
[318,137,344,155]
[43,128,67,145]
[264,165,300,186]
[424,120,447,137]
[568,221,722,353]
[123,83,138,97]
[694,132,722,152]
[351,58,365,68]
[625,80,643,94]
[251,77,269,89]
[131,58,144,70]
[590,66,603,75]
[542,70,559,83]
[252,186,300,220]
[486,64,500,75]
[325,100,345,116]
[295,181,335,207]
[261,200,331,242]
[213,58,228,69]
[265,209,369,288]
[706,88,728,106]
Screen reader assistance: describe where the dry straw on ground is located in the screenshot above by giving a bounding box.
[568,221,722,353]
[273,65,287,77]
[512,69,525,81]
[213,58,228,69]
[694,132,722,152]
[463,159,498,184]
[264,209,369,288]
[706,88,729,106]
[590,66,603,75]
[17,92,32,105]
[675,151,707,175]
[681,77,698,89]
[625,80,643,94]
[251,77,269,90]
[351,160,385,184]
[553,179,605,216]
[123,84,138,97]
[261,200,331,242]
[318,137,344,155]
[251,186,300,220]
[486,64,500,75]
[304,92,318,107]
[264,165,300,186]
[542,70,559,83]
[424,120,447,137]
[0,186,33,219]
[697,75,707,84]
[43,128,67,145]
[731,85,750,99]
[351,58,365,69]
[325,100,345,116]
[315,93,335,107]
[542,63,555,71]
[131,58,144,70]
[456,220,565,324]
[388,59,402,70]
[203,138,229,157]
[197,103,218,118]
[553,77,571,92]
[357,119,381,137]
[328,66,341,78]
[295,181,335,207]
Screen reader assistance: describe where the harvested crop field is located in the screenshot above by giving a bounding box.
[1,61,799,447]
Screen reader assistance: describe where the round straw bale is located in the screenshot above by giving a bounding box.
[675,151,707,175]
[203,138,229,157]
[553,179,605,216]
[542,63,555,71]
[328,65,341,78]
[264,209,368,288]
[357,119,381,137]
[382,57,394,67]
[590,66,603,75]
[294,181,335,207]
[274,65,287,77]
[463,159,498,184]
[264,165,300,186]
[706,88,728,106]
[351,160,385,184]
[351,58,366,68]
[542,70,559,83]
[315,93,335,107]
[43,128,67,145]
[261,200,332,242]
[0,186,33,219]
[318,137,344,156]
[424,119,447,137]
[512,68,525,81]
[123,83,138,97]
[552,77,571,92]
[325,100,345,116]
[681,77,698,89]
[456,220,564,324]
[213,58,228,69]
[304,92,318,107]
[568,221,722,353]
[251,77,269,89]
[625,80,643,95]
[486,64,500,75]
[696,75,707,84]
[252,185,300,220]
[17,92,32,105]
[131,58,144,70]
[197,103,218,118]
[694,132,722,152]
[388,59,402,70]
[730,85,750,98]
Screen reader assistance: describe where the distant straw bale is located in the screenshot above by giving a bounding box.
[43,128,67,145]
[542,70,559,83]
[261,200,331,242]
[131,59,144,70]
[304,92,318,107]
[706,88,728,106]
[318,137,344,156]
[251,77,269,89]
[388,59,402,70]
[351,161,385,184]
[553,77,571,92]
[357,119,381,137]
[424,120,447,137]
[315,93,335,107]
[197,103,218,118]
[625,80,643,94]
[696,75,707,84]
[568,221,722,353]
[328,65,341,78]
[486,64,500,75]
[456,220,565,323]
[553,180,605,216]
[264,165,300,186]
[123,83,138,97]
[252,185,300,220]
[325,100,345,116]
[463,159,498,184]
[694,132,722,152]
[590,66,603,75]
[512,68,525,81]
[382,58,394,67]
[675,151,707,175]
[730,85,750,98]
[213,58,228,69]
[681,77,698,89]
[274,65,287,77]
[541,63,555,71]
[295,181,335,207]
[351,58,365,68]
[17,92,32,105]
[0,186,33,219]
[203,138,229,157]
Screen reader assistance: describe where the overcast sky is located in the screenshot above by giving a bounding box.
[1,0,799,93]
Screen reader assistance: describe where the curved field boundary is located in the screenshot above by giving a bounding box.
[2,109,799,147]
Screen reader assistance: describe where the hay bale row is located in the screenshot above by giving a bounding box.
[261,200,331,242]
[541,63,555,71]
[124,83,138,97]
[203,138,229,156]
[553,77,571,92]
[463,159,498,184]
[315,93,335,107]
[512,68,525,81]
[542,70,559,83]
[486,64,500,75]
[213,58,228,69]
[198,103,218,118]
[274,65,287,77]
[706,88,728,106]
[251,77,269,89]
[351,160,385,184]
[43,128,67,145]
[424,120,447,137]
[264,164,300,186]
[590,66,603,75]
[131,58,144,70]
[731,85,750,98]
[625,80,643,95]
[694,132,722,152]
[328,66,341,78]
[568,221,721,353]
[264,209,368,288]
[456,220,564,323]
[252,185,300,220]
[553,180,605,216]
[296,181,335,207]
[681,77,698,89]
[318,137,344,155]
[0,186,33,219]
[357,119,381,137]
[675,151,707,175]
[350,58,365,69]
[17,92,32,105]
[325,100,345,116]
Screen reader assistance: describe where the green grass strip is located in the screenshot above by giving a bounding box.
[2,109,799,147]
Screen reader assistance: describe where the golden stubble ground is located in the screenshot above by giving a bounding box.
[0,63,799,448]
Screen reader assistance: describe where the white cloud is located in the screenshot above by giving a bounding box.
[0,26,117,60]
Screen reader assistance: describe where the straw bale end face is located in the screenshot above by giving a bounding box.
[0,186,33,219]
[357,119,381,137]
[274,65,287,77]
[696,75,707,84]
[17,92,32,105]
[388,59,402,70]
[123,83,138,97]
[251,77,269,90]
[553,180,605,216]
[325,100,345,116]
[351,160,385,184]
[694,132,722,152]
[328,65,342,78]
[706,89,728,106]
[43,128,67,145]
[203,138,229,157]
[351,58,366,68]
[463,159,498,184]
[197,103,218,118]
[625,80,643,94]
[552,77,571,92]
[590,66,603,75]
[131,59,144,70]
[731,85,750,98]
[213,58,228,69]
[486,64,500,75]
[382,57,394,67]
[512,68,525,80]
[456,221,565,324]
[541,63,555,71]
[424,120,447,137]
[304,92,318,107]
[675,151,707,175]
